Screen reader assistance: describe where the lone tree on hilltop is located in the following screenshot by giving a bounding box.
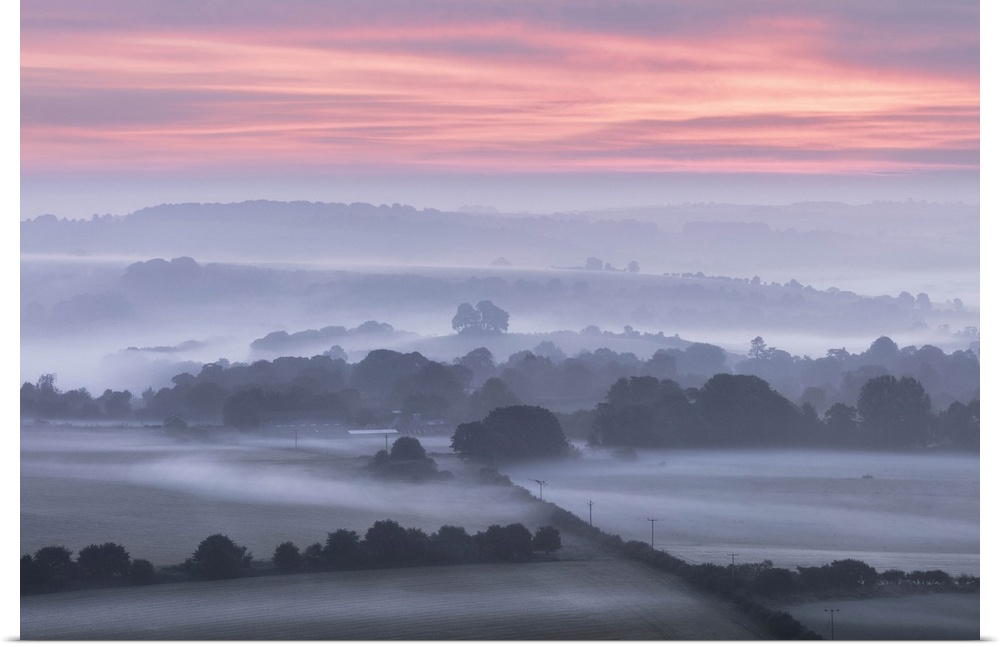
[451,300,510,334]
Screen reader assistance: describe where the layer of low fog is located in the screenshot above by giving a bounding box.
[21,425,544,565]
[20,200,979,394]
[21,425,978,577]
[503,447,979,576]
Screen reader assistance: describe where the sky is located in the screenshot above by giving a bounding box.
[18,0,982,218]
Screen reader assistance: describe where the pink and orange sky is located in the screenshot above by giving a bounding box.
[19,0,981,217]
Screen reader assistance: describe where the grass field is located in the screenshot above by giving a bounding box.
[20,538,765,640]
[20,424,981,639]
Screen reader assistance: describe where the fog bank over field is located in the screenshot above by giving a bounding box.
[20,426,544,565]
[21,426,978,577]
[19,200,979,394]
[504,447,979,575]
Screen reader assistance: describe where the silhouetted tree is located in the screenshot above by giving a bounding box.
[28,546,76,590]
[427,525,477,564]
[452,405,569,461]
[451,300,510,334]
[532,526,562,554]
[475,523,534,562]
[301,543,325,571]
[323,529,371,569]
[389,436,427,461]
[129,558,156,584]
[272,541,301,573]
[186,534,252,580]
[364,520,427,566]
[76,542,131,581]
[857,375,932,448]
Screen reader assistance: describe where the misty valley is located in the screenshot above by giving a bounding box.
[20,200,979,640]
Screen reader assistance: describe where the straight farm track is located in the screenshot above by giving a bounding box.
[21,540,765,640]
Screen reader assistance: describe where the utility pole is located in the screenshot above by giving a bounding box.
[587,500,594,526]
[532,479,547,500]
[824,608,840,640]
[728,552,739,579]
[647,518,658,549]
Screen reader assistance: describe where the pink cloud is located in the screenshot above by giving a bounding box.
[20,1,979,178]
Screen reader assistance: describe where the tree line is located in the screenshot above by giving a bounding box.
[544,504,977,640]
[21,334,978,452]
[22,521,562,595]
[580,372,977,451]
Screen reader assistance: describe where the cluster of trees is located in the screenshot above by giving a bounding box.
[576,256,640,272]
[585,373,977,450]
[452,405,571,462]
[367,437,452,480]
[21,542,155,594]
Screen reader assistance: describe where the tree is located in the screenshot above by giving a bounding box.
[823,402,860,446]
[451,301,510,334]
[129,558,156,584]
[532,525,562,554]
[76,542,131,581]
[451,405,569,462]
[857,375,932,448]
[749,336,770,360]
[272,541,301,572]
[697,374,801,445]
[451,302,479,334]
[301,543,325,571]
[427,525,477,564]
[389,436,427,461]
[364,519,426,566]
[222,388,265,429]
[187,534,252,580]
[324,529,370,569]
[627,260,640,273]
[466,377,522,420]
[29,546,76,589]
[475,523,533,562]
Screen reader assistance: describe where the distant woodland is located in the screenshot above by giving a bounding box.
[20,199,979,453]
[21,331,979,452]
